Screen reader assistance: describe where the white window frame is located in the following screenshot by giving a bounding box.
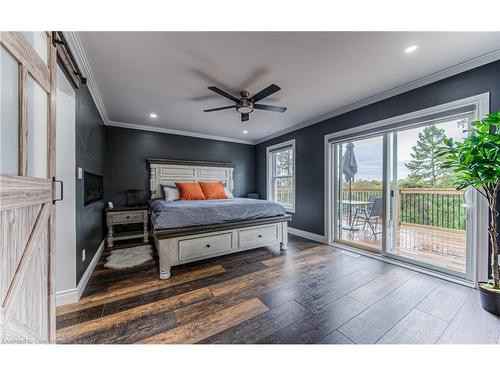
[324,92,490,287]
[266,139,296,213]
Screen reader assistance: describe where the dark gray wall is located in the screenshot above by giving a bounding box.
[76,85,106,283]
[104,127,256,206]
[256,60,500,236]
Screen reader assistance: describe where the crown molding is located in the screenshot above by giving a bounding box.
[256,48,500,144]
[107,120,255,145]
[62,32,109,124]
[62,32,255,145]
[62,31,500,147]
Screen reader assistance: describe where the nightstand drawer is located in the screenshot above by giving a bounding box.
[108,211,145,224]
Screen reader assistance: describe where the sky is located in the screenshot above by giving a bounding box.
[342,117,467,181]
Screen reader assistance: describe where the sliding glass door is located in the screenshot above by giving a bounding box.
[333,135,384,253]
[386,115,472,278]
[330,114,475,281]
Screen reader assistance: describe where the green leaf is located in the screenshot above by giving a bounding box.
[440,112,500,190]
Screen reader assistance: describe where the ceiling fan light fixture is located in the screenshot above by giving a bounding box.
[237,105,253,114]
[203,83,285,122]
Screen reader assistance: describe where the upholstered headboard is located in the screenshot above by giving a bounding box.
[148,158,235,199]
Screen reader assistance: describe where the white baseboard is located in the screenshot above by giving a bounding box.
[55,287,79,306]
[288,227,327,244]
[56,240,105,306]
[77,240,105,298]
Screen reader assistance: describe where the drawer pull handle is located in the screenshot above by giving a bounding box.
[258,234,262,238]
[206,244,211,248]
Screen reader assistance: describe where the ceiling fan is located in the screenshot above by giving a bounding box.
[203,84,287,122]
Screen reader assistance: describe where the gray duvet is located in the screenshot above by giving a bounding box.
[149,198,287,230]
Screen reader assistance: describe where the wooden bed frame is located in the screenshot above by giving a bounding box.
[148,159,291,279]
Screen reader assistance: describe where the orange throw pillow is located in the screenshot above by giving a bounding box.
[199,181,227,199]
[175,182,206,200]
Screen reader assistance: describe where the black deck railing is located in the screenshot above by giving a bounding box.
[341,188,465,230]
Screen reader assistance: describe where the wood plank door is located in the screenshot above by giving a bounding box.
[0,32,57,343]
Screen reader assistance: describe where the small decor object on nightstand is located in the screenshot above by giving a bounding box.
[126,189,144,207]
[106,206,149,248]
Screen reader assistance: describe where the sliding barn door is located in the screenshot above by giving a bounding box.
[0,32,57,343]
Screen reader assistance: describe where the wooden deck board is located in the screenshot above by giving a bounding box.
[339,222,466,272]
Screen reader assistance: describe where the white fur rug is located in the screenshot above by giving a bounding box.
[104,245,153,269]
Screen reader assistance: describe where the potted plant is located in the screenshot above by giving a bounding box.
[440,112,500,315]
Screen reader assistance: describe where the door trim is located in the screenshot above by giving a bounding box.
[324,93,490,285]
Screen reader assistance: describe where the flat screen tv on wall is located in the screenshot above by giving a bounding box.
[84,172,103,206]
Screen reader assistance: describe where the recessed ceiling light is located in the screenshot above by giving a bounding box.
[150,113,158,118]
[404,45,418,54]
[243,130,248,134]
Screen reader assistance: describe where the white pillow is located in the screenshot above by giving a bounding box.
[224,187,234,198]
[162,185,180,201]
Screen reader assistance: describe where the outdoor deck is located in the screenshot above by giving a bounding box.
[339,222,466,272]
[335,187,467,272]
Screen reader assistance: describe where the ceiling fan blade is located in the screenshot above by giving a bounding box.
[250,84,281,102]
[254,103,287,113]
[241,113,249,122]
[207,86,239,102]
[203,105,236,112]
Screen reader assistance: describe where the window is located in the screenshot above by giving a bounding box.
[267,139,295,212]
[26,74,48,178]
[1,33,51,178]
[21,32,48,64]
[1,46,19,175]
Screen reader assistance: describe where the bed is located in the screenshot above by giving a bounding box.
[148,159,291,279]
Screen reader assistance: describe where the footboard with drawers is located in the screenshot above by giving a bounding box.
[153,215,291,279]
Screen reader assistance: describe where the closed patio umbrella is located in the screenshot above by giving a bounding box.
[342,142,358,229]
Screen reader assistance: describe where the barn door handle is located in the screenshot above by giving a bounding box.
[53,177,64,204]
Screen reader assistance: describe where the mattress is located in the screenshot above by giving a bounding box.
[149,198,287,230]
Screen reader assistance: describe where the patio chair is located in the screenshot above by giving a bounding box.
[352,196,383,239]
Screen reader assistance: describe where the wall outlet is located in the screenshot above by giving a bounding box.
[82,249,86,262]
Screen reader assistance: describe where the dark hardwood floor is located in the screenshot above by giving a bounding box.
[56,235,500,344]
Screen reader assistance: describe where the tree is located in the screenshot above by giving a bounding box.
[405,124,451,187]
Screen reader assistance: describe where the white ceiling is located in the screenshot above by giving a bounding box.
[77,32,500,143]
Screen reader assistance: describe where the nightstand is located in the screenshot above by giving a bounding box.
[105,206,149,248]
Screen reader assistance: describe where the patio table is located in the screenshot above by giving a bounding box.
[340,200,372,231]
